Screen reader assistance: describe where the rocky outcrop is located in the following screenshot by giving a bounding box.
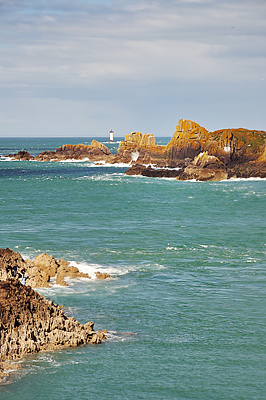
[125,164,183,178]
[0,248,110,288]
[0,279,107,380]
[180,152,228,181]
[116,132,167,165]
[167,119,266,165]
[125,152,228,181]
[7,151,34,161]
[4,119,266,180]
[227,160,266,179]
[35,141,113,162]
[167,119,211,160]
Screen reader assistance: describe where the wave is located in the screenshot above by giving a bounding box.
[20,249,133,280]
[99,141,121,144]
[227,177,266,181]
[0,156,17,161]
[51,159,131,168]
[57,158,90,163]
[105,330,138,342]
[69,261,125,279]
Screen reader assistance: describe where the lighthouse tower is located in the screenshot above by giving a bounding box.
[109,129,114,142]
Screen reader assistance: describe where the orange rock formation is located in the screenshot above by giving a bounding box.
[166,119,266,164]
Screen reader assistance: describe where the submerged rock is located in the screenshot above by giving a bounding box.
[95,271,111,280]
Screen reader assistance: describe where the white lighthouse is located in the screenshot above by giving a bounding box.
[109,129,114,142]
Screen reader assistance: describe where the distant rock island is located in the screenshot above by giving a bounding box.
[0,248,108,381]
[6,119,266,181]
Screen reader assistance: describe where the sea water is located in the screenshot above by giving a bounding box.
[0,138,266,400]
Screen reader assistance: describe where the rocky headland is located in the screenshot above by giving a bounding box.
[5,119,266,181]
[0,248,109,381]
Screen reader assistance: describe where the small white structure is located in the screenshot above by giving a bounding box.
[109,129,114,142]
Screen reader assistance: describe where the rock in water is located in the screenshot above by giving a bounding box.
[35,141,112,162]
[0,279,106,379]
[0,248,109,288]
[181,152,228,181]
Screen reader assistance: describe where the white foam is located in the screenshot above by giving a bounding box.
[105,330,138,342]
[58,158,90,163]
[69,261,130,279]
[91,161,131,168]
[100,141,121,144]
[228,177,266,181]
[77,173,125,182]
[0,156,16,161]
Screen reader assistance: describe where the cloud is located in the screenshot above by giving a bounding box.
[0,0,266,135]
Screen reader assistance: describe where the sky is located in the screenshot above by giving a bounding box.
[0,0,265,137]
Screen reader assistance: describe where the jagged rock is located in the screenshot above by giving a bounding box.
[56,261,91,286]
[125,152,228,181]
[125,164,183,178]
[6,151,34,161]
[0,249,94,288]
[35,141,113,162]
[125,164,147,175]
[4,119,266,179]
[0,280,107,379]
[34,253,59,277]
[167,119,266,164]
[167,119,210,160]
[227,160,266,179]
[181,152,228,181]
[25,266,51,288]
[117,132,167,164]
[95,271,111,279]
[84,321,95,332]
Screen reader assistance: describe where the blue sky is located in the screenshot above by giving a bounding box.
[0,0,265,137]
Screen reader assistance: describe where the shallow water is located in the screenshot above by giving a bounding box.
[0,138,266,399]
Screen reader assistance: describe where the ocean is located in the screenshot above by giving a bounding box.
[0,137,266,400]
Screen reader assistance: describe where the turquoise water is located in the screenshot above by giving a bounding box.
[0,138,266,399]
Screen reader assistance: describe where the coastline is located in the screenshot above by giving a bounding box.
[0,249,109,382]
[2,119,266,181]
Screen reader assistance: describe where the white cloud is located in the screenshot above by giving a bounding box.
[0,0,266,135]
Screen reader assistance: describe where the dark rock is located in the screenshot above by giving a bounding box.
[7,151,34,161]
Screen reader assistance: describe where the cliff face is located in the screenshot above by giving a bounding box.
[167,119,266,164]
[166,120,211,160]
[117,120,266,173]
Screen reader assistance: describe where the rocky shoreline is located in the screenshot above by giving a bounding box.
[0,248,109,381]
[4,119,266,181]
[0,248,110,289]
